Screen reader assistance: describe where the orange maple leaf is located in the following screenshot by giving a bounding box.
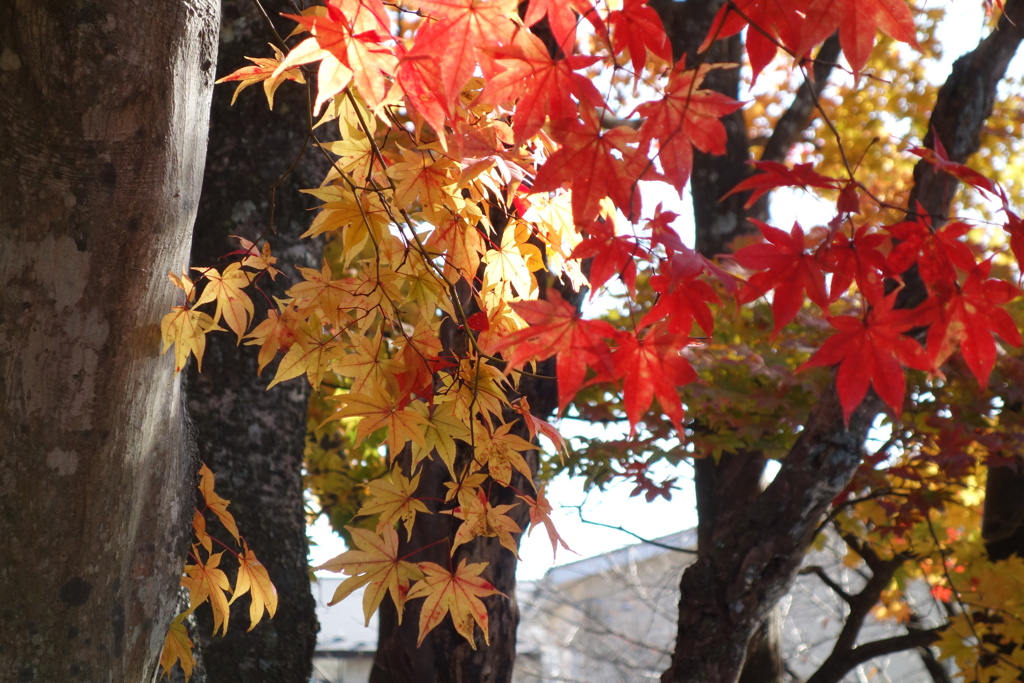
[518,484,573,558]
[407,559,504,648]
[215,44,305,107]
[193,263,255,342]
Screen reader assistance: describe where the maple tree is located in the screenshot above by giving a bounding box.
[9,0,1024,680]
[150,0,1024,678]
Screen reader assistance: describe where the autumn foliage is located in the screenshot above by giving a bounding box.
[161,0,1024,678]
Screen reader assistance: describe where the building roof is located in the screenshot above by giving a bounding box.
[313,577,379,654]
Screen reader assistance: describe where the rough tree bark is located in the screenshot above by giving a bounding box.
[0,1,218,681]
[183,0,322,680]
[657,0,1024,680]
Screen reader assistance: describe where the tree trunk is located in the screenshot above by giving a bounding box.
[0,1,218,680]
[369,257,562,682]
[183,1,322,679]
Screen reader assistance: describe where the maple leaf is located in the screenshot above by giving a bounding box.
[798,0,921,75]
[492,290,616,413]
[532,105,644,226]
[193,263,255,342]
[886,217,977,286]
[445,487,522,556]
[608,0,672,79]
[357,468,430,539]
[801,294,933,422]
[700,0,809,82]
[216,44,305,108]
[821,224,889,302]
[724,161,841,209]
[733,221,830,335]
[198,464,240,543]
[160,612,196,681]
[403,0,517,110]
[409,401,471,477]
[925,260,1021,388]
[569,218,645,294]
[636,62,743,192]
[637,252,719,335]
[472,421,536,487]
[330,391,429,456]
[510,397,569,463]
[481,30,603,144]
[910,132,1001,199]
[518,484,572,558]
[316,526,423,625]
[611,326,697,436]
[161,301,222,374]
[231,541,279,631]
[406,559,504,648]
[521,0,604,54]
[182,549,232,636]
[244,303,300,375]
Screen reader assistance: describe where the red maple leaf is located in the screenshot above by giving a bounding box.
[801,294,933,422]
[724,161,841,209]
[820,224,889,302]
[481,31,603,144]
[700,0,810,82]
[490,290,616,413]
[732,220,830,335]
[926,260,1021,388]
[569,219,645,294]
[635,62,743,192]
[521,0,605,55]
[404,0,517,110]
[886,217,977,286]
[638,254,719,336]
[910,131,1001,200]
[532,105,645,225]
[611,326,697,436]
[608,0,672,79]
[798,0,921,75]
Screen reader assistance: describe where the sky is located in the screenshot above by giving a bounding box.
[309,0,1008,583]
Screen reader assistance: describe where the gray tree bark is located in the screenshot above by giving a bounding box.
[0,0,218,681]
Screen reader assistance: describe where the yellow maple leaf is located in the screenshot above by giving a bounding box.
[386,145,462,224]
[159,611,196,681]
[197,464,240,543]
[329,391,428,456]
[473,421,535,486]
[231,541,279,631]
[445,487,522,557]
[160,305,221,373]
[194,263,255,342]
[315,526,423,625]
[406,559,504,648]
[409,401,471,476]
[182,549,232,636]
[357,468,430,539]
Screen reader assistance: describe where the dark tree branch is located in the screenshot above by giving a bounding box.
[761,33,843,165]
[804,628,942,683]
[798,565,852,604]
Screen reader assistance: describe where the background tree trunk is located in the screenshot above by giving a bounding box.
[0,1,218,680]
[184,0,322,680]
